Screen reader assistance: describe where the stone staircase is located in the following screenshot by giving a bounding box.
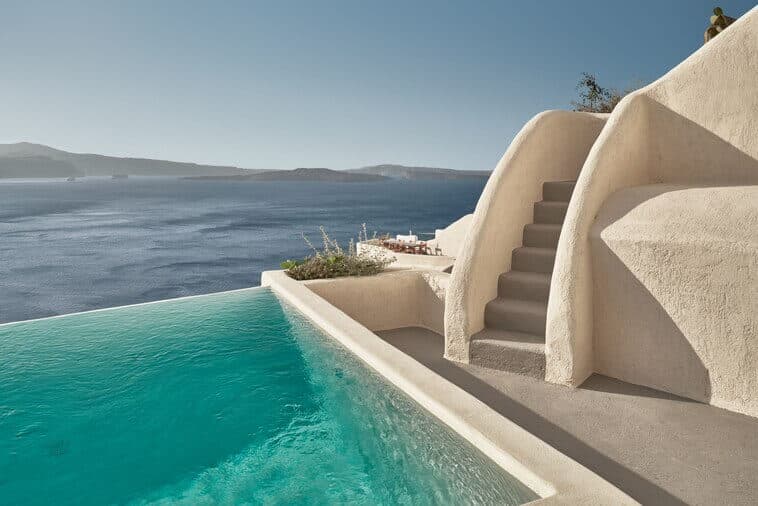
[470,180,575,378]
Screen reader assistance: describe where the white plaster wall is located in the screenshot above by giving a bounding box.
[591,185,758,416]
[444,111,608,362]
[305,270,448,334]
[546,8,758,395]
[430,213,473,257]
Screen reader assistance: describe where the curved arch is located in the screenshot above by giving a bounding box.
[444,110,608,362]
[546,7,758,386]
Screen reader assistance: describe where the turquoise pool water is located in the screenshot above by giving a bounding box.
[0,288,537,505]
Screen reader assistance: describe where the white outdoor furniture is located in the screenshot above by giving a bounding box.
[396,234,418,243]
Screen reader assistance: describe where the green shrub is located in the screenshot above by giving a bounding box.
[571,72,630,113]
[281,225,394,281]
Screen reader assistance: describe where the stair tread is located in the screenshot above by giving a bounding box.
[523,223,563,249]
[512,246,556,258]
[524,223,562,232]
[485,296,548,335]
[511,246,556,275]
[472,328,545,349]
[535,200,569,208]
[498,270,552,302]
[513,245,556,253]
[499,270,552,283]
[486,297,547,316]
[542,180,577,202]
[534,200,569,225]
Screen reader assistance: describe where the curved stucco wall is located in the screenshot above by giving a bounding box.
[444,111,608,362]
[430,213,473,258]
[546,7,758,386]
[590,184,758,417]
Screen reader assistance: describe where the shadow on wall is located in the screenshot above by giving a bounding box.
[591,225,712,404]
[582,98,758,407]
[647,100,758,184]
[590,178,758,409]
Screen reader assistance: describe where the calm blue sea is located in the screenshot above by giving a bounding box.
[0,177,485,323]
[0,288,536,505]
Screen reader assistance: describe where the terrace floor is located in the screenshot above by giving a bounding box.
[376,327,758,506]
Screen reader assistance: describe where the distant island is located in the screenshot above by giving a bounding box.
[0,142,491,181]
[185,168,388,182]
[0,142,257,178]
[348,164,491,180]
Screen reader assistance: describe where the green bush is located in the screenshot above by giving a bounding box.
[281,225,394,281]
[571,72,630,113]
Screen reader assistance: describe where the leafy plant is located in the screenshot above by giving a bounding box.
[279,259,303,270]
[282,224,395,281]
[571,73,630,113]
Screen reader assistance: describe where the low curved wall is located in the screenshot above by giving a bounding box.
[444,110,608,362]
[546,8,758,389]
[305,270,448,334]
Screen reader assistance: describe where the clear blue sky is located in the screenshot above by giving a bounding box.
[1,1,754,170]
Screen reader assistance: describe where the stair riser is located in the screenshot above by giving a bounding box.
[485,303,546,336]
[470,342,546,378]
[512,249,556,274]
[523,225,561,248]
[542,181,576,202]
[499,274,551,302]
[534,202,568,225]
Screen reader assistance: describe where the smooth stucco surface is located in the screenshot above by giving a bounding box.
[444,110,608,362]
[304,269,448,334]
[429,213,473,257]
[546,7,758,392]
[590,184,758,416]
[261,270,636,505]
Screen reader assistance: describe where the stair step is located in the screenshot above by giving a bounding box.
[498,270,552,302]
[523,223,562,249]
[470,329,546,377]
[511,247,556,274]
[484,297,547,336]
[534,200,569,225]
[542,180,576,202]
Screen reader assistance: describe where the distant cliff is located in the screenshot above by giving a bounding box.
[347,164,490,180]
[0,142,258,178]
[186,168,388,182]
[0,142,489,181]
[0,155,81,178]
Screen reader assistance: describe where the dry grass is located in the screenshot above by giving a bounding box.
[282,225,394,281]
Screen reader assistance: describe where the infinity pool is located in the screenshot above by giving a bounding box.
[0,288,537,505]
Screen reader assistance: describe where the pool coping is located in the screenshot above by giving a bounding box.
[262,270,637,505]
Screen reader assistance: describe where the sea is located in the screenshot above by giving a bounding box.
[0,177,485,323]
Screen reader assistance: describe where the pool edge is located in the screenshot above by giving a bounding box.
[262,269,638,505]
[0,286,268,328]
